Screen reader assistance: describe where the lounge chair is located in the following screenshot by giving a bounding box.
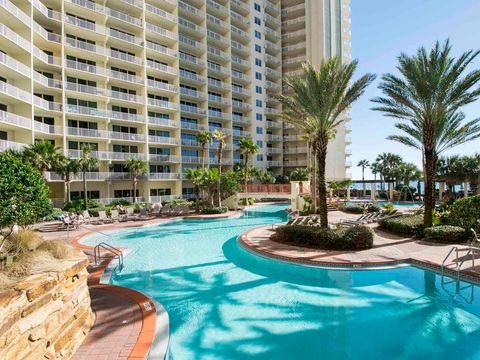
[159,204,172,217]
[110,209,120,222]
[98,211,113,224]
[151,203,162,216]
[82,210,94,224]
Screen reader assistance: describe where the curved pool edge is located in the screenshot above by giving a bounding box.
[72,230,170,360]
[238,225,480,285]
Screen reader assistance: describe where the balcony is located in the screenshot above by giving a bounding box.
[0,23,30,52]
[264,13,281,29]
[181,138,200,147]
[208,78,229,91]
[265,40,281,54]
[109,110,145,123]
[109,49,143,65]
[266,134,282,142]
[148,117,177,127]
[0,82,31,103]
[178,1,205,22]
[181,104,207,115]
[147,99,178,111]
[65,82,107,97]
[265,81,282,93]
[266,121,282,129]
[180,70,206,84]
[33,22,62,43]
[179,52,206,68]
[110,69,143,84]
[146,60,177,77]
[146,41,177,58]
[66,104,107,118]
[148,173,181,180]
[145,4,176,25]
[109,90,140,103]
[206,0,229,17]
[108,7,143,27]
[232,129,251,137]
[67,127,108,139]
[179,17,206,39]
[33,46,61,66]
[0,139,26,152]
[208,94,230,106]
[230,10,249,29]
[267,161,282,167]
[181,121,206,131]
[147,79,177,93]
[65,14,106,35]
[109,152,147,161]
[207,46,230,62]
[181,156,205,164]
[149,154,180,163]
[232,100,251,111]
[179,35,206,55]
[65,37,107,56]
[181,87,207,101]
[0,110,31,129]
[208,110,230,121]
[207,30,229,48]
[148,134,179,145]
[145,22,177,43]
[264,53,281,67]
[34,122,63,135]
[66,59,106,77]
[231,25,250,44]
[109,131,145,142]
[32,0,62,21]
[109,28,143,46]
[232,114,250,124]
[231,0,249,15]
[0,53,30,77]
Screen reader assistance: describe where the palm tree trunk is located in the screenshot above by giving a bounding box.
[311,144,317,213]
[217,145,223,207]
[362,168,366,197]
[83,170,88,210]
[132,177,137,203]
[316,140,328,228]
[66,179,71,203]
[244,155,249,196]
[424,149,436,228]
[201,145,205,169]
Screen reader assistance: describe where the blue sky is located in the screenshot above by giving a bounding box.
[349,0,480,179]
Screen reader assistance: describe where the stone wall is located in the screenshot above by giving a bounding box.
[0,256,94,360]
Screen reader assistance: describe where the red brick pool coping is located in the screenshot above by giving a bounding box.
[239,225,480,284]
[71,230,159,360]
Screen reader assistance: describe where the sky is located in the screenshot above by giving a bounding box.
[349,0,480,179]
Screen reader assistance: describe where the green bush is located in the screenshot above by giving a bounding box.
[341,226,375,249]
[43,208,64,222]
[0,151,52,228]
[382,203,395,211]
[88,207,105,217]
[340,205,364,214]
[63,199,103,213]
[379,214,424,236]
[366,204,381,213]
[272,225,374,250]
[424,225,470,244]
[108,199,131,207]
[445,195,480,232]
[163,199,194,206]
[200,206,228,214]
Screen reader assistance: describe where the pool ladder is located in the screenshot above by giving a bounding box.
[93,242,124,272]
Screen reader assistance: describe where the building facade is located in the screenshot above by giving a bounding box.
[0,0,350,205]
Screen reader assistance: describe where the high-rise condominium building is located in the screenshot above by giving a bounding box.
[0,0,351,205]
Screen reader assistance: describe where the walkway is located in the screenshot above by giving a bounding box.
[240,223,480,282]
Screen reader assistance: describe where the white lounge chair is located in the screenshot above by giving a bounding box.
[110,209,120,222]
[98,211,113,224]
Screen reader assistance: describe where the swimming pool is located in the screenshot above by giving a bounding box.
[346,201,422,208]
[83,204,480,359]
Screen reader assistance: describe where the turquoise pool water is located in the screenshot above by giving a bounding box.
[83,204,480,359]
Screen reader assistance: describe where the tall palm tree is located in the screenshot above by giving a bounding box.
[357,159,369,197]
[196,131,212,169]
[125,158,148,203]
[212,130,227,206]
[184,168,203,205]
[376,153,403,191]
[461,154,480,194]
[57,158,80,203]
[372,40,480,227]
[78,145,99,210]
[237,138,260,195]
[277,59,375,227]
[23,140,63,176]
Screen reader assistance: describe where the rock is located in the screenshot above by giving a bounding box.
[26,278,57,302]
[21,293,52,318]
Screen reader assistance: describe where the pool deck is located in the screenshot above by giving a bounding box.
[40,207,480,359]
[239,220,480,284]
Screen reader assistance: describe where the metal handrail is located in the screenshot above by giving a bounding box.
[94,242,124,270]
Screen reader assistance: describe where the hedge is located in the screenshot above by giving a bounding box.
[445,195,480,232]
[378,214,424,236]
[272,225,374,250]
[340,205,364,214]
[200,206,228,214]
[424,225,469,244]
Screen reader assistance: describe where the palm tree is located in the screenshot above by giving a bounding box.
[23,140,63,176]
[212,130,227,206]
[196,131,212,168]
[125,158,148,203]
[376,153,403,191]
[277,60,375,227]
[78,145,99,210]
[462,154,480,194]
[57,158,80,203]
[372,40,480,227]
[237,138,260,195]
[357,159,369,197]
[185,168,203,205]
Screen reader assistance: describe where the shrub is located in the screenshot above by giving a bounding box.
[366,204,381,213]
[63,199,103,213]
[382,203,395,211]
[379,214,424,236]
[272,225,374,250]
[424,225,470,244]
[0,151,52,229]
[163,199,194,206]
[200,206,228,214]
[43,208,64,222]
[341,226,375,249]
[445,195,480,232]
[109,199,131,207]
[340,205,364,214]
[248,198,255,205]
[37,240,76,259]
[88,207,105,217]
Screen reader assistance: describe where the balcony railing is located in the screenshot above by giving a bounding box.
[67,127,108,139]
[0,82,31,103]
[66,59,106,76]
[0,110,31,129]
[34,122,63,135]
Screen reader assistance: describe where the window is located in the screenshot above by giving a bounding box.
[256,140,263,148]
[255,30,261,39]
[150,188,172,196]
[114,189,138,198]
[256,100,262,107]
[254,17,261,26]
[71,191,99,200]
[255,72,262,80]
[256,127,263,134]
[254,3,261,11]
[255,45,261,53]
[257,154,263,161]
[255,86,262,94]
[255,58,262,66]
[256,113,263,121]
